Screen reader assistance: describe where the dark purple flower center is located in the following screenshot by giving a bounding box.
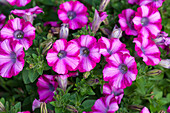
[141,46,145,54]
[48,83,55,91]
[107,49,112,55]
[80,47,90,57]
[126,21,135,30]
[118,64,128,74]
[14,30,24,39]
[10,52,16,63]
[57,50,67,59]
[67,11,76,20]
[141,17,149,26]
[113,91,121,96]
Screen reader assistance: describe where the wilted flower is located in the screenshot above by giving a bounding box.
[103,52,138,89]
[91,94,119,112]
[118,9,138,36]
[0,13,6,29]
[59,23,69,39]
[46,39,80,74]
[133,36,161,66]
[167,106,170,113]
[98,37,129,58]
[158,59,170,69]
[140,107,150,113]
[110,25,122,39]
[103,82,124,104]
[32,99,42,111]
[11,6,44,24]
[128,0,139,4]
[92,9,108,34]
[7,0,31,7]
[36,74,58,103]
[139,0,165,8]
[44,21,60,27]
[58,1,88,30]
[133,5,162,39]
[0,39,25,78]
[71,35,101,72]
[99,0,110,11]
[0,18,36,50]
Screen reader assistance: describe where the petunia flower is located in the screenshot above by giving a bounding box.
[32,99,42,111]
[98,37,129,58]
[71,35,101,72]
[46,39,80,74]
[7,0,31,7]
[128,0,139,4]
[0,39,25,78]
[11,6,44,24]
[133,36,161,66]
[103,82,124,104]
[118,9,138,36]
[0,18,36,50]
[167,106,170,113]
[0,14,6,29]
[139,0,165,8]
[58,1,88,30]
[91,94,119,113]
[44,21,60,27]
[36,74,58,103]
[103,52,138,89]
[18,111,30,113]
[158,59,170,69]
[132,5,162,39]
[140,107,150,113]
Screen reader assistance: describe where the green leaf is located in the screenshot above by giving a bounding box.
[22,69,31,84]
[82,100,95,111]
[28,70,39,83]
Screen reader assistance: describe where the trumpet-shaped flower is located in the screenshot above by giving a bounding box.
[132,5,162,39]
[36,74,58,103]
[32,99,42,111]
[7,0,31,7]
[0,14,6,29]
[71,35,101,72]
[139,0,165,8]
[103,82,124,104]
[58,1,88,30]
[46,39,80,74]
[118,9,138,36]
[133,36,161,66]
[103,52,138,89]
[0,39,25,78]
[140,107,150,113]
[128,0,139,4]
[0,18,35,50]
[98,37,129,58]
[11,6,44,24]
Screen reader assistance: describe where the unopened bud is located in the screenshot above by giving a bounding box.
[9,14,14,20]
[99,0,110,11]
[66,105,78,113]
[87,78,99,86]
[36,25,43,34]
[159,110,165,113]
[159,59,170,69]
[83,71,90,79]
[59,23,69,39]
[42,41,53,55]
[0,102,5,112]
[146,69,162,76]
[100,27,111,36]
[47,33,53,39]
[40,102,47,113]
[128,105,144,111]
[55,75,68,91]
[110,25,122,39]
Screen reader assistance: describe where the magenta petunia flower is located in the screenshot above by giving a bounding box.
[103,82,124,104]
[18,111,30,113]
[32,99,42,111]
[139,0,165,8]
[118,9,138,36]
[133,36,161,66]
[46,39,80,74]
[58,1,88,30]
[167,106,170,113]
[0,39,25,78]
[140,107,150,113]
[71,35,101,72]
[11,6,44,24]
[36,74,58,103]
[0,13,6,29]
[98,37,129,58]
[132,5,162,39]
[44,21,60,27]
[7,0,31,7]
[103,52,138,89]
[91,94,119,112]
[0,18,36,50]
[128,0,139,4]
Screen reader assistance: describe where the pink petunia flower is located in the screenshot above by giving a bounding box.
[58,1,88,30]
[98,37,129,58]
[11,6,44,24]
[44,21,60,27]
[128,0,139,4]
[139,0,165,8]
[0,39,25,78]
[167,106,170,113]
[132,5,162,39]
[71,35,101,72]
[18,111,30,113]
[103,82,124,104]
[46,39,80,74]
[118,9,138,36]
[7,0,31,7]
[32,99,42,111]
[133,36,161,66]
[91,94,119,112]
[140,107,150,113]
[0,14,6,29]
[36,74,58,103]
[103,52,138,89]
[0,18,36,50]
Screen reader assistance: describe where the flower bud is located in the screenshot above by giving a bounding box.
[22,12,36,24]
[87,78,99,86]
[83,71,90,79]
[66,105,78,113]
[59,23,69,39]
[128,105,144,111]
[100,27,111,36]
[0,102,5,112]
[36,25,43,34]
[146,69,162,76]
[159,59,170,69]
[42,41,53,55]
[40,102,47,113]
[159,110,165,113]
[9,14,14,20]
[55,75,68,91]
[99,0,110,11]
[110,25,122,39]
